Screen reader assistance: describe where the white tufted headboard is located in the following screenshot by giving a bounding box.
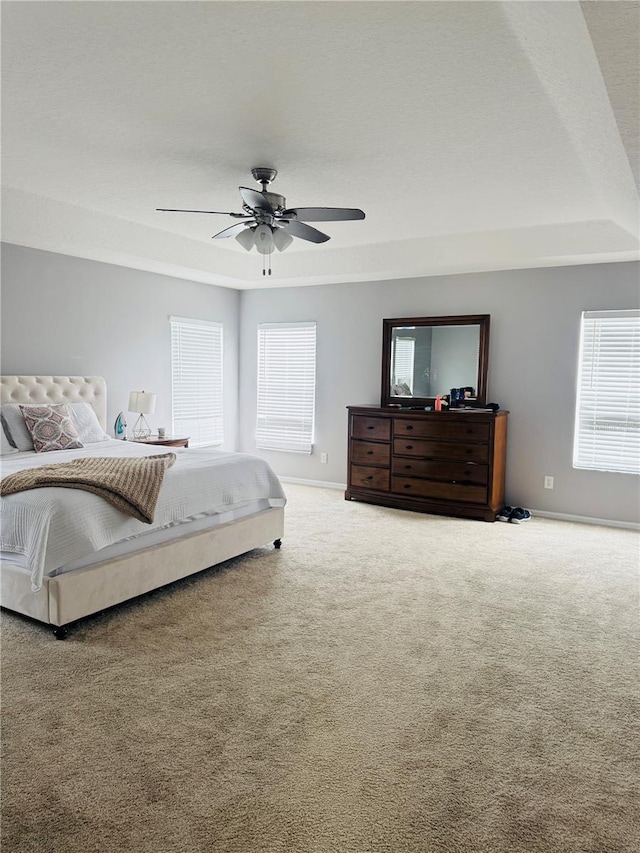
[0,376,107,430]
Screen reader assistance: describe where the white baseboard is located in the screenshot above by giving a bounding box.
[279,480,639,530]
[527,509,639,531]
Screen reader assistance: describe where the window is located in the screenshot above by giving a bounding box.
[257,322,316,453]
[393,336,415,393]
[573,309,640,474]
[170,316,223,447]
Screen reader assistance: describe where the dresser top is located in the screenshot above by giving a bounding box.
[347,404,508,419]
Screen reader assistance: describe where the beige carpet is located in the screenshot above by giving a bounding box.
[1,484,639,853]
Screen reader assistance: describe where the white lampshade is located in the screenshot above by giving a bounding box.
[235,227,255,251]
[128,391,156,414]
[253,223,274,255]
[273,227,293,252]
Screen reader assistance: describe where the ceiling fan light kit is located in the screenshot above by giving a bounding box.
[273,227,293,252]
[157,167,365,275]
[235,227,255,252]
[253,223,274,255]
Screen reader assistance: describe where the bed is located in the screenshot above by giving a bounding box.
[0,375,285,638]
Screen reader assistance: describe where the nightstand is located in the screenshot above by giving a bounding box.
[131,436,190,448]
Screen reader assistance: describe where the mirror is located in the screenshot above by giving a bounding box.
[381,315,490,407]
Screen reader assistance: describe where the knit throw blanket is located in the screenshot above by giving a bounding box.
[0,454,176,524]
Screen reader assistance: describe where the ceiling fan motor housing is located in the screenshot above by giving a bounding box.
[263,192,286,211]
[247,192,287,223]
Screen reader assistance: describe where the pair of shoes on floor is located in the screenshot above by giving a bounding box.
[497,506,532,523]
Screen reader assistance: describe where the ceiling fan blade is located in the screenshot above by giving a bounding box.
[282,207,365,222]
[211,222,254,239]
[239,187,274,213]
[281,220,330,243]
[156,208,246,216]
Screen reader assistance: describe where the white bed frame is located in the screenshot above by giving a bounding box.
[0,376,284,638]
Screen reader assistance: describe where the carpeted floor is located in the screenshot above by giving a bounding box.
[1,484,639,853]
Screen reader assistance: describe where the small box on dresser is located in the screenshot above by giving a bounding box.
[346,406,508,522]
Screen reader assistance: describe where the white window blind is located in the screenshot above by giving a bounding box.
[393,337,415,392]
[573,309,640,474]
[257,322,316,453]
[170,316,223,447]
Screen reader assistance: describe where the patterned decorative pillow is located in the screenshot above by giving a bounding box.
[19,404,84,453]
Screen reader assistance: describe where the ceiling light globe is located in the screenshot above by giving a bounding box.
[235,227,255,251]
[253,223,274,255]
[273,228,294,252]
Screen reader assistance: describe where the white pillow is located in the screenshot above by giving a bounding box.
[69,402,110,443]
[1,402,109,450]
[1,404,34,451]
[1,422,18,455]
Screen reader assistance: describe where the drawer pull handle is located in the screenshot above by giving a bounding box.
[404,465,412,470]
[366,450,373,455]
[406,425,414,431]
[367,425,374,430]
[365,475,373,480]
[403,484,412,489]
[405,445,413,450]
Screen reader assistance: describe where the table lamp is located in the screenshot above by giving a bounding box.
[128,391,156,439]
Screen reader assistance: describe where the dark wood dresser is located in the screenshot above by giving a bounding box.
[346,406,508,521]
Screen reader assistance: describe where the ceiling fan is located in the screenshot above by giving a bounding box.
[157,167,365,275]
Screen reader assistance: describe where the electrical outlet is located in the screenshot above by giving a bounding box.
[320,452,328,464]
[544,475,554,489]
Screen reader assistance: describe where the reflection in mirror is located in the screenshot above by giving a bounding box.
[390,325,481,398]
[381,315,490,407]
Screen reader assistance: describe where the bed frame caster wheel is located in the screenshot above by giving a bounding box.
[273,538,282,550]
[53,626,68,641]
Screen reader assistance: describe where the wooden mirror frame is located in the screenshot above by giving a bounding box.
[381,314,491,407]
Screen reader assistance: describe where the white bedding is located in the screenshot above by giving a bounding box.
[0,498,274,575]
[0,440,286,591]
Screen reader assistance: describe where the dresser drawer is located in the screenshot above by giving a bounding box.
[351,440,391,467]
[351,415,391,441]
[392,458,488,484]
[392,476,487,504]
[393,437,489,463]
[351,465,390,491]
[394,418,491,443]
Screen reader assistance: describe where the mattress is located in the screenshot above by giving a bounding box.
[0,498,274,576]
[0,440,286,590]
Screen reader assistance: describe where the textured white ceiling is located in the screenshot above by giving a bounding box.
[581,0,640,193]
[1,0,638,288]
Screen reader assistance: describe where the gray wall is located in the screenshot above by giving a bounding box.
[0,244,240,448]
[2,243,638,523]
[239,262,640,524]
